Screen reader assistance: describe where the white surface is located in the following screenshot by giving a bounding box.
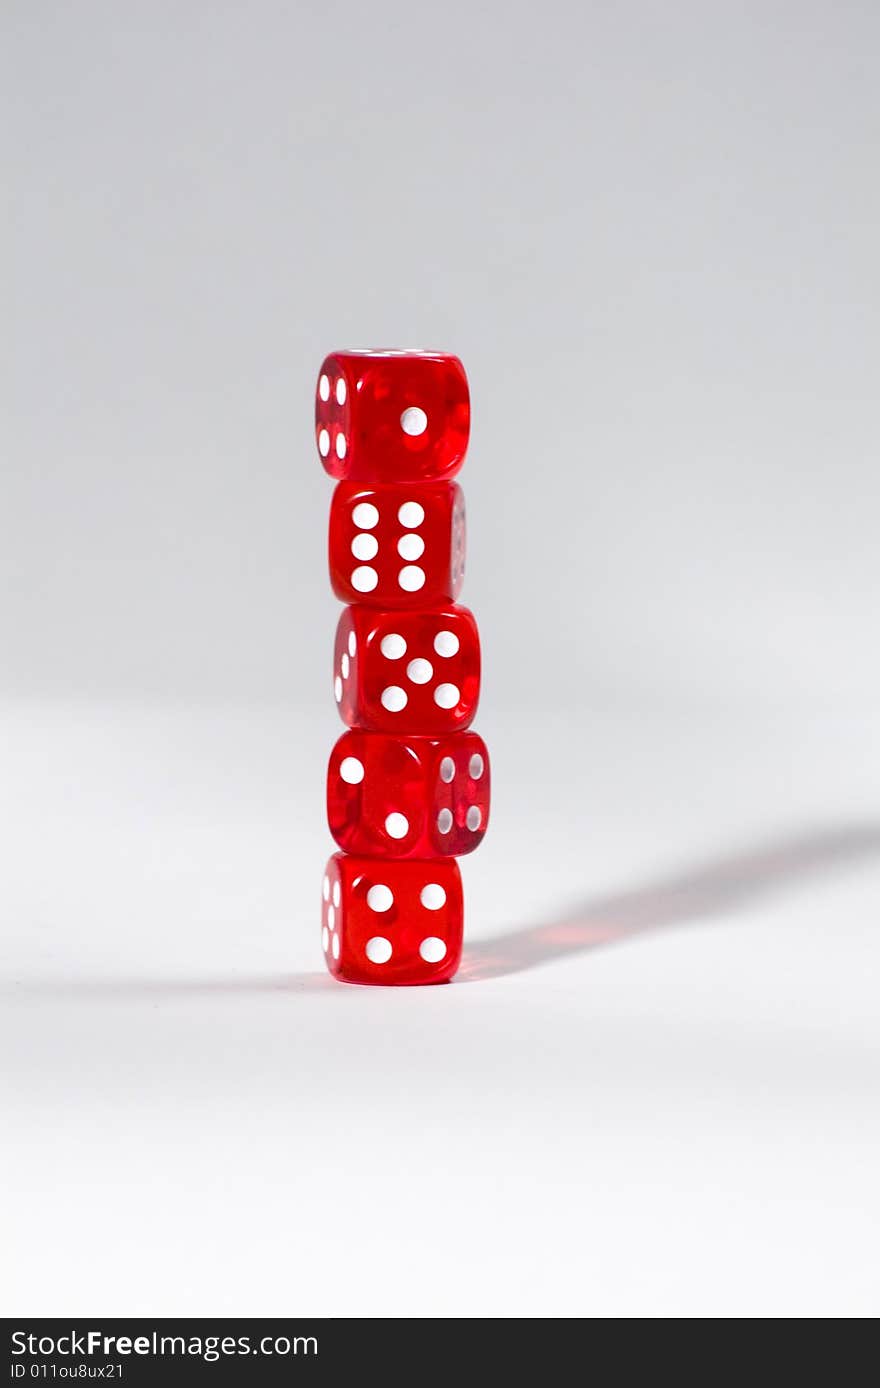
[2,701,879,1318]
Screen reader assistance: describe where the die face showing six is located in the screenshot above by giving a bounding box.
[315,351,470,484]
[333,604,481,733]
[327,730,490,859]
[321,853,462,985]
[329,480,465,609]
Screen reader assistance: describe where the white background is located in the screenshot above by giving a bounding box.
[2,1,879,1317]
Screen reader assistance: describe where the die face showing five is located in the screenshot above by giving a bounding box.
[315,351,470,484]
[327,729,490,859]
[321,853,462,985]
[333,604,481,734]
[329,480,465,609]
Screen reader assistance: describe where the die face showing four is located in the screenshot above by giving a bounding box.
[329,480,465,609]
[315,351,470,484]
[333,604,481,734]
[327,729,490,860]
[321,853,462,984]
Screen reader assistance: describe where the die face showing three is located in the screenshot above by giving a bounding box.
[315,351,470,484]
[321,852,462,985]
[333,604,481,733]
[328,729,490,859]
[329,480,465,608]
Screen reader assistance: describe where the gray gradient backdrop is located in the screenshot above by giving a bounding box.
[3,1,880,1320]
[4,0,878,711]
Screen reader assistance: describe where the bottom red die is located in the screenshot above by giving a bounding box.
[321,853,462,985]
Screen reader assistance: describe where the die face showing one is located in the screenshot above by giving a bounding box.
[321,853,463,985]
[315,351,470,484]
[329,481,465,609]
[333,604,480,733]
[327,729,490,859]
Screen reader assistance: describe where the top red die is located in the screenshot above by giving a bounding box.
[315,350,470,483]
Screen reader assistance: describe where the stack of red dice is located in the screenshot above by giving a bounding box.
[316,350,490,984]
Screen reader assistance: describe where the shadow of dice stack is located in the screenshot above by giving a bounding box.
[316,350,489,985]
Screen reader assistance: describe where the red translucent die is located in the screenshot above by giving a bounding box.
[329,481,465,609]
[327,729,490,859]
[321,853,463,985]
[333,604,480,734]
[315,350,469,483]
